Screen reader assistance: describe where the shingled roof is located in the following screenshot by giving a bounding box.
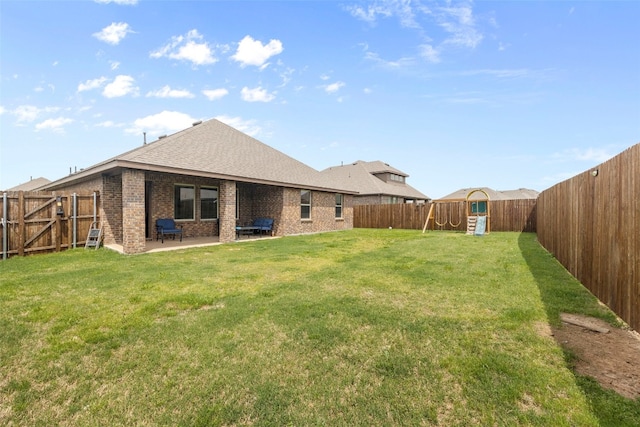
[321,160,429,200]
[44,119,354,193]
[438,187,539,200]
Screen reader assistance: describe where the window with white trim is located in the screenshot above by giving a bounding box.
[174,185,195,220]
[301,190,311,219]
[335,193,343,218]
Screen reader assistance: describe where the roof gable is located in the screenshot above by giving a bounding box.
[321,161,429,200]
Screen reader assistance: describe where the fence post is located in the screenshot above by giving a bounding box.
[72,193,77,248]
[17,191,25,256]
[2,192,7,260]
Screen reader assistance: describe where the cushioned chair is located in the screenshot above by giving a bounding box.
[155,218,183,243]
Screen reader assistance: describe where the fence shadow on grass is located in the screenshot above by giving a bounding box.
[517,231,640,426]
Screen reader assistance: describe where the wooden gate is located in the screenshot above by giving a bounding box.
[1,191,100,258]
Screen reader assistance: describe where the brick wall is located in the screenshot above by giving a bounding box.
[146,172,219,239]
[280,188,353,235]
[219,180,236,243]
[122,169,145,254]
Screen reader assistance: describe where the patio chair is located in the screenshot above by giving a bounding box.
[155,218,183,243]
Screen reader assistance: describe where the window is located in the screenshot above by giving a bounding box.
[389,173,405,183]
[335,193,343,218]
[301,190,311,219]
[174,185,195,220]
[200,186,218,220]
[471,201,487,214]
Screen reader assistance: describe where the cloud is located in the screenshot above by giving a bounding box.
[0,106,6,115]
[364,50,415,70]
[419,44,440,63]
[552,147,617,164]
[110,60,120,70]
[78,77,108,92]
[150,29,216,66]
[102,75,139,98]
[435,4,483,48]
[35,117,73,133]
[11,105,59,122]
[345,2,419,28]
[93,22,133,45]
[146,85,195,98]
[232,35,283,68]
[240,86,275,102]
[214,115,261,137]
[94,0,138,4]
[323,81,345,94]
[126,111,198,136]
[202,88,229,101]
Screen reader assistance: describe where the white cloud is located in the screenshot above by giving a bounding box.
[240,86,275,102]
[126,111,198,136]
[553,147,617,164]
[11,105,59,123]
[419,44,440,63]
[35,117,73,133]
[0,106,6,115]
[146,86,195,99]
[150,29,216,66]
[102,75,139,98]
[364,50,415,70]
[202,88,229,101]
[232,35,283,68]
[78,77,108,92]
[94,0,138,4]
[214,115,261,137]
[436,4,483,48]
[93,22,133,45]
[109,60,120,70]
[324,81,345,94]
[96,120,123,128]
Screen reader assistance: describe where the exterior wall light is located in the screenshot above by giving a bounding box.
[591,169,599,177]
[56,196,64,216]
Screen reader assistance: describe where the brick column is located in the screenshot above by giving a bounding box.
[122,169,146,254]
[219,180,236,243]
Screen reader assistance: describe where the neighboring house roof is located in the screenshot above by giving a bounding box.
[43,119,356,194]
[438,187,539,201]
[5,177,51,191]
[320,160,430,200]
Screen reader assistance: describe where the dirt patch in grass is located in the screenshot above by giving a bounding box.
[550,314,640,400]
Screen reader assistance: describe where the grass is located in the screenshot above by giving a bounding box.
[1,229,638,426]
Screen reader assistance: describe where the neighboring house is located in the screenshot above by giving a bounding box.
[438,187,539,201]
[5,177,51,192]
[41,119,356,254]
[320,160,430,205]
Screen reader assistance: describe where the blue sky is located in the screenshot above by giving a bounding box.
[1,0,638,198]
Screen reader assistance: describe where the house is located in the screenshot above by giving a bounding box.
[320,160,429,205]
[41,119,357,254]
[438,187,539,201]
[5,177,51,192]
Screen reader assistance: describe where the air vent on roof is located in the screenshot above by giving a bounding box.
[192,120,202,126]
[158,135,167,139]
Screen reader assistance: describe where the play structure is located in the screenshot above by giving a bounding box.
[422,189,490,235]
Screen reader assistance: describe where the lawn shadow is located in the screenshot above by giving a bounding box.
[517,231,640,426]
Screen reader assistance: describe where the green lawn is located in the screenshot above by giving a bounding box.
[1,229,638,426]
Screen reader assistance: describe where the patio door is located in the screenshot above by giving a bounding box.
[145,181,153,239]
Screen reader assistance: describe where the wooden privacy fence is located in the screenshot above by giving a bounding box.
[1,191,100,259]
[354,199,537,232]
[537,143,639,332]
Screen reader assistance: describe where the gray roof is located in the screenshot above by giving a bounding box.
[5,177,51,192]
[44,119,355,193]
[438,187,539,200]
[321,160,429,200]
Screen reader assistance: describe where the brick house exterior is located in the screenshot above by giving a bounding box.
[321,160,429,205]
[42,119,355,254]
